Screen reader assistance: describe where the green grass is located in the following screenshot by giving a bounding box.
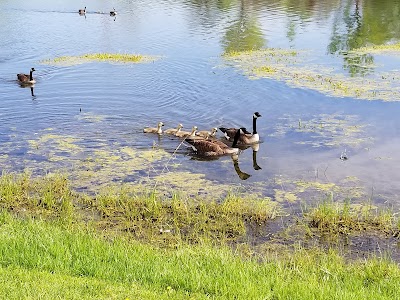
[0,212,399,299]
[0,172,399,299]
[92,189,277,246]
[0,171,74,220]
[0,171,278,247]
[0,265,200,300]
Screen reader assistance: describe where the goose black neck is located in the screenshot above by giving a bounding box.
[232,129,241,147]
[29,70,33,80]
[252,116,258,134]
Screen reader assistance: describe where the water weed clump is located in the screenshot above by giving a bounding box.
[352,42,400,54]
[42,53,160,66]
[223,48,400,101]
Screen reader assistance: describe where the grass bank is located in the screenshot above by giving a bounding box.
[0,172,399,299]
[0,212,399,300]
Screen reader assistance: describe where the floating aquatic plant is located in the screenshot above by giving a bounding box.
[42,53,160,66]
[223,48,400,101]
[352,42,400,54]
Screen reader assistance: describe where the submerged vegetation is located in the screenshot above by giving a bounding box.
[223,48,400,101]
[42,53,160,66]
[0,173,399,299]
[271,113,371,148]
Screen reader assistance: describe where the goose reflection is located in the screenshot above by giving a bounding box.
[235,139,263,171]
[231,153,251,180]
[18,83,36,98]
[251,143,262,171]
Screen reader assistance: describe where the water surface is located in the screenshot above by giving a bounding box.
[1,0,400,209]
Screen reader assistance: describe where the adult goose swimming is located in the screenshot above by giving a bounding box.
[143,122,164,134]
[110,8,117,16]
[186,128,243,157]
[219,112,262,144]
[17,68,36,85]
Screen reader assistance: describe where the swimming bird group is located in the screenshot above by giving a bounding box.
[143,112,262,158]
[17,5,119,86]
[77,6,117,16]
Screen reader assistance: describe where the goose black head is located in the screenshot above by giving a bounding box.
[31,68,36,72]
[253,112,262,118]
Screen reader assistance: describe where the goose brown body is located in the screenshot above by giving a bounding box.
[186,128,243,157]
[17,68,36,84]
[219,112,261,144]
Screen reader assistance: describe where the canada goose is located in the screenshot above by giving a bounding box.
[164,123,183,135]
[196,127,218,138]
[219,112,262,144]
[175,126,197,138]
[79,6,86,14]
[340,149,348,160]
[186,128,243,157]
[17,68,36,84]
[110,8,117,16]
[143,122,164,134]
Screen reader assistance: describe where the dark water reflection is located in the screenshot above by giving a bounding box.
[0,0,400,210]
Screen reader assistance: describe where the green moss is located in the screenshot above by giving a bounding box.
[274,189,298,202]
[272,174,369,205]
[253,66,277,74]
[295,181,337,193]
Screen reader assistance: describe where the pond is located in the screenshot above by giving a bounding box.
[1,0,400,210]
